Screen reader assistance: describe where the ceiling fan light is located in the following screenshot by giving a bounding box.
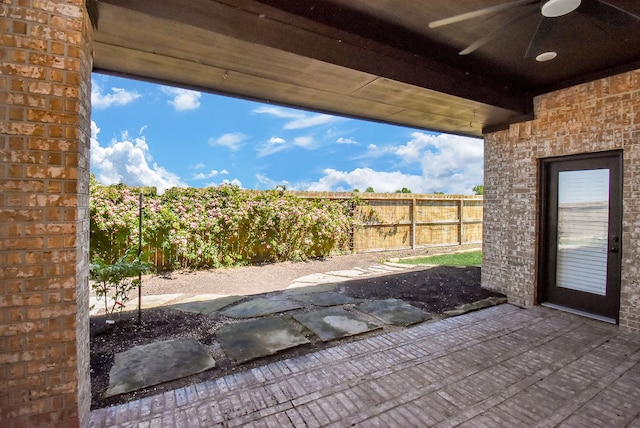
[536,51,558,62]
[541,0,581,17]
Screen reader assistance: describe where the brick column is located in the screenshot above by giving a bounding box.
[1,1,92,426]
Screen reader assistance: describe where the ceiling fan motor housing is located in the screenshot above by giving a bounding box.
[541,0,582,17]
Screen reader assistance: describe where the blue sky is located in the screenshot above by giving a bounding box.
[90,73,483,194]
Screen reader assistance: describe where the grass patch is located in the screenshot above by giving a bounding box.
[397,251,482,266]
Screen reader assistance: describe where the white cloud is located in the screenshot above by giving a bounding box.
[256,173,290,189]
[224,179,242,187]
[253,106,300,119]
[161,87,201,111]
[269,137,286,144]
[411,133,483,193]
[253,106,340,130]
[304,168,426,193]
[337,137,358,145]
[189,162,205,170]
[206,178,243,188]
[91,84,141,109]
[297,133,483,194]
[293,136,314,148]
[90,121,186,193]
[256,136,288,158]
[208,133,246,151]
[285,114,337,130]
[192,169,224,180]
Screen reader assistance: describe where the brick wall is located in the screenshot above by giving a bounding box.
[483,69,640,331]
[0,1,92,426]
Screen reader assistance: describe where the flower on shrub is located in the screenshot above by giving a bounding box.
[90,178,365,270]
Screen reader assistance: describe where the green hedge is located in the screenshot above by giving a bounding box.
[90,179,361,269]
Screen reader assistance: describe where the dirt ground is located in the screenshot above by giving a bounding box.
[90,245,504,409]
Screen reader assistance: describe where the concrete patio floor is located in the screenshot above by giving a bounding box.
[89,304,640,427]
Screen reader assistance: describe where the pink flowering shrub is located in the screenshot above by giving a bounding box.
[90,179,359,269]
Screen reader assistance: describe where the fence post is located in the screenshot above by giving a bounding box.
[138,192,143,323]
[459,199,464,245]
[411,198,417,250]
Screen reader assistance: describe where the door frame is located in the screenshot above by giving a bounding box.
[538,150,623,322]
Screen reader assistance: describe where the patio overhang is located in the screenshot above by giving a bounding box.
[91,0,640,137]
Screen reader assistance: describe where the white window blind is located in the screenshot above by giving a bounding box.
[556,169,609,296]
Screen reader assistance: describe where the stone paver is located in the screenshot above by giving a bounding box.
[284,283,338,294]
[222,297,304,318]
[293,308,382,342]
[168,294,244,315]
[216,316,310,363]
[356,298,431,326]
[290,291,361,307]
[105,338,216,397]
[90,305,640,427]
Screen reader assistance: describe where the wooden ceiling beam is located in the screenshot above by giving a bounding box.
[97,0,532,116]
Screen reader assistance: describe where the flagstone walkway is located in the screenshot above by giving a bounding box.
[90,304,640,427]
[100,262,441,398]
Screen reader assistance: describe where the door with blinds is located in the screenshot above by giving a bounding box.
[539,151,622,322]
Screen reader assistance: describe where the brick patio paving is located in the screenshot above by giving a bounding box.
[89,304,640,427]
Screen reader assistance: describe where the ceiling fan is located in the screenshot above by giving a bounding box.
[429,0,640,61]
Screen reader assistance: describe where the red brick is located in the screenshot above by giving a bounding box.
[49,98,63,111]
[43,207,62,229]
[46,292,62,304]
[64,98,78,112]
[6,363,26,381]
[48,125,64,138]
[1,237,44,251]
[4,280,25,294]
[10,76,25,91]
[6,252,23,265]
[45,236,65,248]
[49,69,64,82]
[8,136,25,150]
[11,49,27,63]
[9,107,24,120]
[2,63,46,79]
[26,95,46,108]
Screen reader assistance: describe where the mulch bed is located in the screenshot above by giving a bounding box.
[90,264,504,409]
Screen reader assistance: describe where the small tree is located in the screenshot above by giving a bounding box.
[365,187,375,193]
[473,185,484,195]
[395,187,411,193]
[90,249,152,318]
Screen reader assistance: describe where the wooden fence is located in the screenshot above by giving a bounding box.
[119,191,482,268]
[292,192,483,253]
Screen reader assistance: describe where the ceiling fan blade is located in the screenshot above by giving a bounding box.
[459,9,537,55]
[429,0,536,28]
[524,17,555,59]
[578,0,640,47]
[580,0,640,27]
